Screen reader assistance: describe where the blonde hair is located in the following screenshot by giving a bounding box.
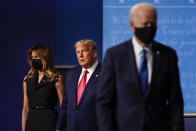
[74,39,97,51]
[25,43,59,82]
[129,2,157,22]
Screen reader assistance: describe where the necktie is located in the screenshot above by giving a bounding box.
[139,49,148,95]
[77,69,89,105]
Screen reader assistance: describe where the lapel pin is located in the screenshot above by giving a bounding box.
[96,74,99,77]
[156,51,160,55]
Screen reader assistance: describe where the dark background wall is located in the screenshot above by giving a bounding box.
[1,0,55,131]
[0,0,102,130]
[55,0,102,65]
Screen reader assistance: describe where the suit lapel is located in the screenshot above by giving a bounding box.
[77,63,101,107]
[146,42,162,98]
[128,40,144,98]
[71,67,82,108]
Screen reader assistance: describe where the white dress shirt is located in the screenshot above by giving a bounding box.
[78,60,98,85]
[132,37,153,84]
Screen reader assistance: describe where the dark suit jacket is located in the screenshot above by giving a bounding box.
[96,39,184,131]
[57,63,102,131]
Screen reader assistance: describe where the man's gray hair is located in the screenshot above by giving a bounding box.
[129,2,157,22]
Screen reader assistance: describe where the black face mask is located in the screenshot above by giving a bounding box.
[135,26,156,44]
[32,59,42,70]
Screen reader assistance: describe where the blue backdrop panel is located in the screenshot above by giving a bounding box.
[103,0,196,112]
[55,0,103,65]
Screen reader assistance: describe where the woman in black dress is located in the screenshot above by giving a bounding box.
[22,43,64,131]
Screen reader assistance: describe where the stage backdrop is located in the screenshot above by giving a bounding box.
[55,0,102,65]
[103,0,196,112]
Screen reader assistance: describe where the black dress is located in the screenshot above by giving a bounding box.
[25,72,58,131]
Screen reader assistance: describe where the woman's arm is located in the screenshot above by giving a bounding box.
[55,75,64,107]
[22,81,29,131]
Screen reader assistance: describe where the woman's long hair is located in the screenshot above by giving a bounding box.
[25,43,59,82]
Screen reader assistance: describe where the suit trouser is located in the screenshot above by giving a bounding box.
[143,123,151,131]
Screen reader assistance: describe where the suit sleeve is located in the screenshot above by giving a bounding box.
[56,72,69,130]
[169,51,184,131]
[96,49,117,131]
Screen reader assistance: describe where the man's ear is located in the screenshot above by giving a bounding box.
[129,21,135,33]
[93,50,98,59]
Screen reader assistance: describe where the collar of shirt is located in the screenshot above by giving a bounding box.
[79,60,98,84]
[132,36,151,57]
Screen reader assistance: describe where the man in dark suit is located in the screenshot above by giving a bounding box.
[56,39,102,131]
[96,3,184,131]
